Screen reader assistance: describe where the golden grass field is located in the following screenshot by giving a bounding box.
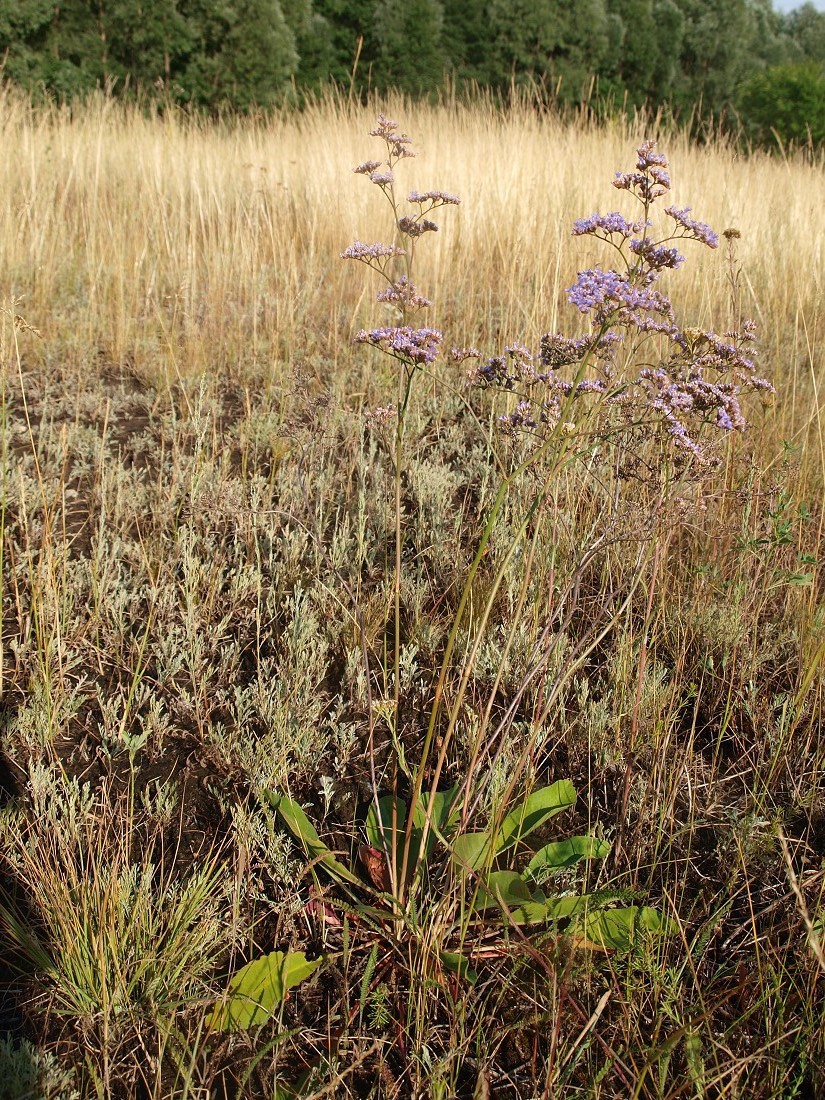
[2,91,824,394]
[0,90,824,1098]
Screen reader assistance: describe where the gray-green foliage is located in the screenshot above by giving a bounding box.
[0,1037,77,1100]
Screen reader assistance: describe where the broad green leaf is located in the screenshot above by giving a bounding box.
[474,880,593,925]
[451,831,494,873]
[540,894,591,921]
[581,906,675,952]
[525,835,611,879]
[488,880,598,924]
[266,792,362,886]
[208,951,322,1033]
[494,780,577,853]
[439,950,478,986]
[483,870,534,905]
[365,795,407,852]
[412,784,462,838]
[472,870,534,915]
[410,785,463,871]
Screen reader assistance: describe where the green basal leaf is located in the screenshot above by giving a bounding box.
[208,950,322,1033]
[475,878,597,926]
[495,780,577,853]
[582,906,676,951]
[482,870,534,905]
[451,831,494,873]
[525,835,611,879]
[266,792,362,886]
[439,950,478,986]
[365,794,407,852]
[412,784,462,838]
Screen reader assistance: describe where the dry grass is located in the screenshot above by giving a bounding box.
[0,88,823,1098]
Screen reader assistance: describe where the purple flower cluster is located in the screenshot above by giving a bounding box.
[408,190,461,206]
[341,240,405,262]
[612,139,673,203]
[369,114,416,160]
[539,331,621,370]
[629,238,685,270]
[573,212,648,238]
[398,215,438,237]
[566,268,672,324]
[345,118,460,383]
[369,170,395,187]
[467,140,774,470]
[355,326,442,366]
[376,276,432,310]
[664,206,719,249]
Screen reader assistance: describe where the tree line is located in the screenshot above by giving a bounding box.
[2,0,825,143]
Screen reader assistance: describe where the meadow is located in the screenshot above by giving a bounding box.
[0,89,823,1098]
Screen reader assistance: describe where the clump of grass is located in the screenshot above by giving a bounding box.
[0,772,236,1097]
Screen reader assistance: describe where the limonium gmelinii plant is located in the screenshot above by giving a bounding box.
[335,123,774,925]
[343,116,463,900]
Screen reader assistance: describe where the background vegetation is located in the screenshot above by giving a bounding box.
[0,89,823,1097]
[2,0,825,146]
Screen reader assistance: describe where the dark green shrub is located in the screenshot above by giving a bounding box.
[738,61,825,148]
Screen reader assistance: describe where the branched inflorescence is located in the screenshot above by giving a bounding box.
[464,140,773,469]
[343,115,461,403]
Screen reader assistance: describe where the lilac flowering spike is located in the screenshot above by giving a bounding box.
[573,212,648,237]
[370,114,399,138]
[398,215,438,237]
[354,326,442,366]
[566,268,672,322]
[664,207,719,248]
[451,346,481,362]
[630,238,685,270]
[465,138,773,470]
[369,170,395,186]
[368,114,416,158]
[408,190,461,206]
[635,139,668,170]
[376,277,432,310]
[613,141,672,203]
[354,160,382,175]
[341,240,406,261]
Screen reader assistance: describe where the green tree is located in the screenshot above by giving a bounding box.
[441,0,491,86]
[177,0,299,108]
[484,0,616,99]
[603,0,683,103]
[669,0,791,116]
[373,0,446,95]
[738,60,825,147]
[305,0,379,89]
[649,0,685,100]
[101,0,192,89]
[0,0,101,98]
[784,2,825,64]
